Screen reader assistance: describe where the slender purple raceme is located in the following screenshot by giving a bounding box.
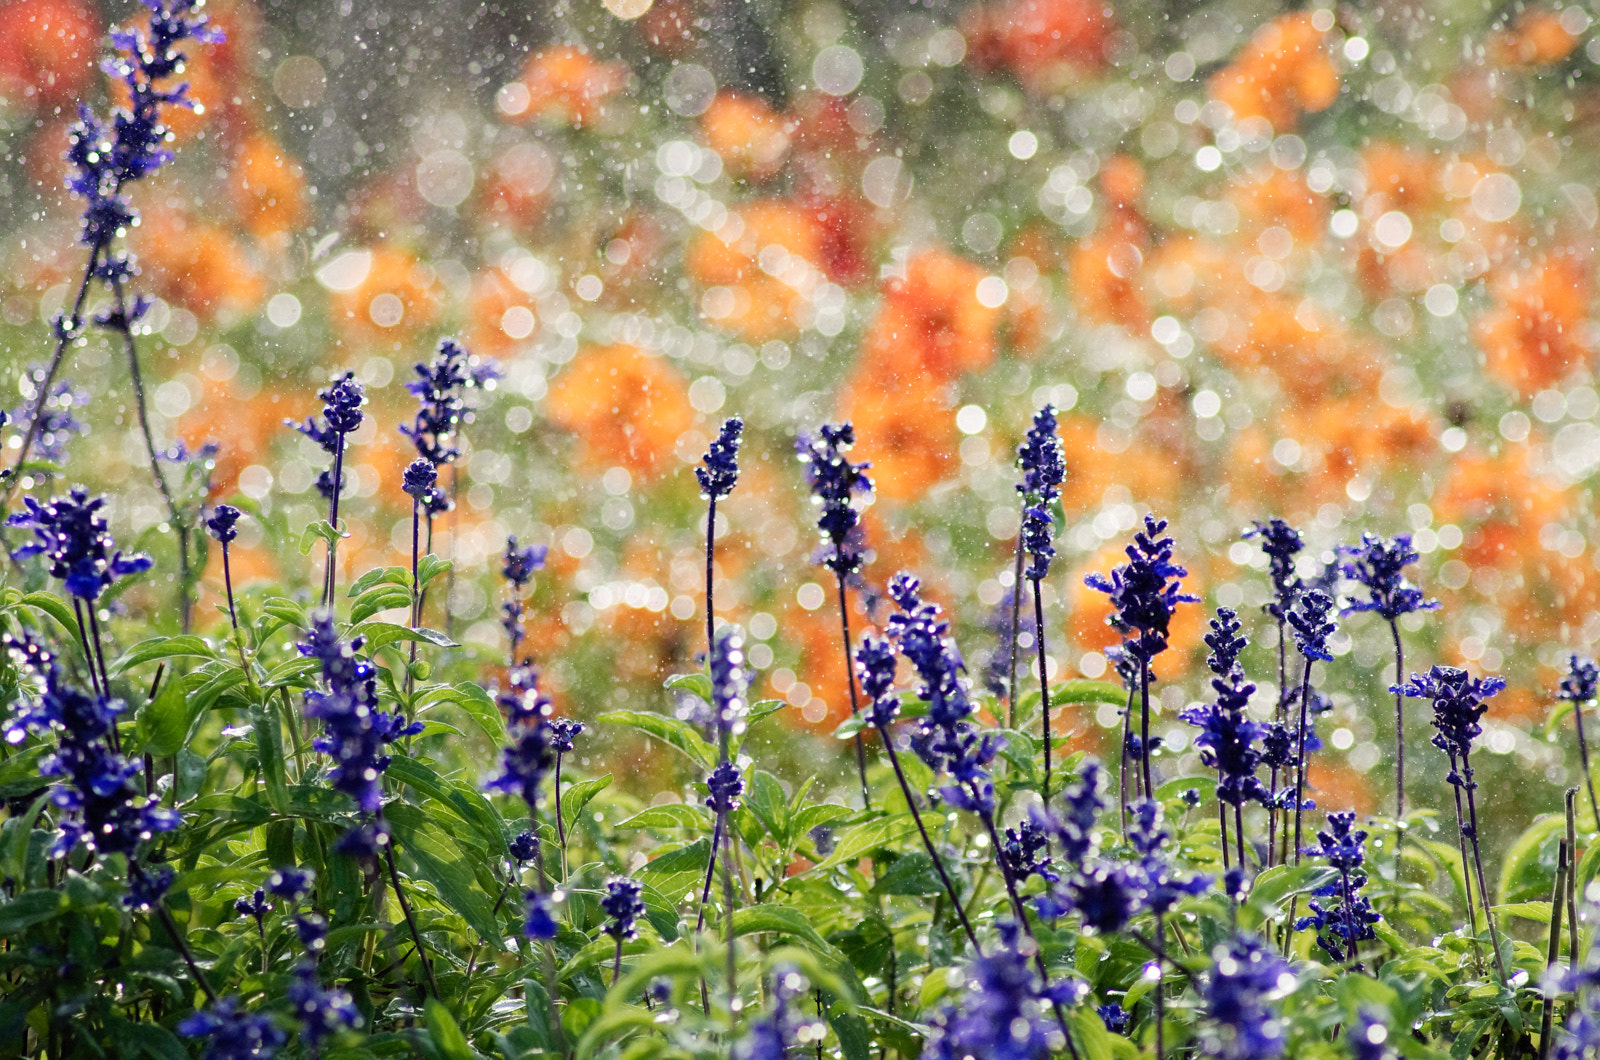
[1015,404,1064,801]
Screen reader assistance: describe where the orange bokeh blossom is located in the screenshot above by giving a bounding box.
[1209,13,1339,131]
[546,344,693,481]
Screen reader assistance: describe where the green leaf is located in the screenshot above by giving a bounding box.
[250,701,289,814]
[560,774,613,837]
[636,838,711,903]
[1244,862,1338,925]
[134,674,191,757]
[1498,814,1564,905]
[108,634,217,677]
[616,804,710,831]
[1052,679,1130,707]
[744,770,789,846]
[0,889,64,936]
[418,555,453,591]
[663,671,712,702]
[872,853,944,896]
[425,999,475,1060]
[350,585,415,625]
[350,621,458,652]
[20,592,79,643]
[420,682,507,746]
[349,565,411,597]
[0,745,49,799]
[299,519,348,556]
[597,709,716,772]
[1493,901,1553,925]
[810,815,919,873]
[731,905,840,958]
[261,596,307,629]
[389,813,500,943]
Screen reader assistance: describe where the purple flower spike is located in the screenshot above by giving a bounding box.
[402,338,495,466]
[601,876,646,940]
[206,504,243,545]
[503,535,548,589]
[1243,518,1304,619]
[1339,532,1439,620]
[1016,404,1064,580]
[1085,514,1199,663]
[401,458,439,504]
[1200,935,1296,1059]
[8,487,152,601]
[797,421,873,578]
[697,416,744,500]
[179,998,286,1060]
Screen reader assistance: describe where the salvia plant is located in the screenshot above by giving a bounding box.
[8,3,1600,1060]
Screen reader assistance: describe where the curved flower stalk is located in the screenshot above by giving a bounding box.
[288,372,366,607]
[6,0,223,632]
[1086,515,1198,813]
[1559,654,1600,831]
[1287,589,1337,863]
[1294,812,1380,968]
[1396,664,1508,981]
[1340,532,1439,823]
[698,416,744,659]
[1014,404,1065,800]
[797,421,873,806]
[1243,518,1303,866]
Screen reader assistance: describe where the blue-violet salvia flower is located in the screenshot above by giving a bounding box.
[487,666,558,812]
[206,504,242,545]
[287,962,359,1047]
[797,422,873,577]
[601,877,646,941]
[735,964,813,1060]
[1199,935,1296,1059]
[1347,1012,1397,1060]
[266,867,314,903]
[524,891,558,939]
[401,338,495,466]
[179,998,287,1060]
[1085,514,1199,663]
[1294,811,1379,965]
[509,830,539,865]
[1098,1003,1130,1034]
[235,888,270,922]
[1288,589,1337,663]
[1562,654,1599,705]
[8,487,153,600]
[1395,665,1505,783]
[921,923,1081,1060]
[1126,798,1211,915]
[1339,532,1439,620]
[1016,404,1065,580]
[706,761,744,814]
[697,416,744,500]
[401,458,438,505]
[855,633,900,728]
[1243,518,1304,619]
[709,624,748,744]
[9,373,88,463]
[288,372,365,500]
[503,535,548,589]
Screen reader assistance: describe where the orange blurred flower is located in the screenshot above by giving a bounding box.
[776,603,858,733]
[1476,252,1593,396]
[837,367,954,503]
[860,249,1000,381]
[507,45,625,128]
[0,0,98,109]
[466,267,538,358]
[1069,228,1149,329]
[1489,9,1581,67]
[230,132,310,245]
[963,0,1115,93]
[701,91,792,182]
[1307,760,1373,816]
[546,344,693,481]
[328,246,445,348]
[180,382,307,496]
[686,200,826,342]
[1435,445,1570,573]
[474,142,558,235]
[1209,13,1339,131]
[133,205,265,322]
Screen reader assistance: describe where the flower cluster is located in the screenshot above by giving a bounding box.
[401,457,441,508]
[1287,589,1338,664]
[1085,514,1198,663]
[1015,404,1064,581]
[9,487,152,600]
[288,372,366,501]
[696,415,744,500]
[1294,811,1379,965]
[601,876,645,940]
[1182,608,1268,809]
[887,573,1000,816]
[206,504,242,545]
[796,421,873,578]
[503,535,549,590]
[921,924,1080,1060]
[9,373,87,464]
[1340,532,1440,621]
[1125,798,1210,916]
[709,624,748,744]
[1199,935,1296,1059]
[288,962,359,1048]
[401,338,496,467]
[1244,518,1304,619]
[299,614,420,839]
[1396,664,1506,782]
[179,999,286,1060]
[854,633,900,729]
[735,965,818,1060]
[487,664,559,811]
[1561,654,1599,705]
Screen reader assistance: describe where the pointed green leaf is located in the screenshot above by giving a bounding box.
[560,774,613,837]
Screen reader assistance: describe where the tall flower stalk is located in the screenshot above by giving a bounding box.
[5,0,222,632]
[205,505,243,631]
[1339,532,1439,823]
[1396,664,1509,981]
[1244,518,1303,865]
[698,416,743,659]
[1181,608,1266,872]
[1295,811,1380,970]
[501,535,549,666]
[288,373,366,608]
[400,458,442,704]
[1287,589,1336,863]
[1559,654,1600,831]
[797,422,873,807]
[696,626,748,1011]
[1015,405,1065,801]
[1086,515,1198,814]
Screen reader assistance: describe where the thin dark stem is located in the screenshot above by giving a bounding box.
[875,721,980,953]
[3,248,100,504]
[722,813,737,1008]
[1268,618,1286,868]
[1218,778,1231,874]
[1154,915,1166,1060]
[1567,790,1581,974]
[1008,518,1025,726]
[1119,683,1134,838]
[462,875,513,993]
[444,464,459,641]
[835,575,872,809]
[382,834,440,998]
[1292,659,1315,865]
[554,753,568,878]
[612,934,624,989]
[1234,802,1246,870]
[1573,697,1600,832]
[72,598,102,700]
[814,991,826,1060]
[1388,619,1406,820]
[1139,659,1154,804]
[406,500,420,707]
[135,862,218,1004]
[109,276,192,633]
[221,543,237,630]
[1030,577,1052,803]
[705,496,717,656]
[86,607,113,706]
[1540,839,1567,1060]
[1462,761,1509,983]
[697,810,725,1015]
[322,439,345,609]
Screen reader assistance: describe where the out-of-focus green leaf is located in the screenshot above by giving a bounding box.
[597,709,716,772]
[560,774,612,837]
